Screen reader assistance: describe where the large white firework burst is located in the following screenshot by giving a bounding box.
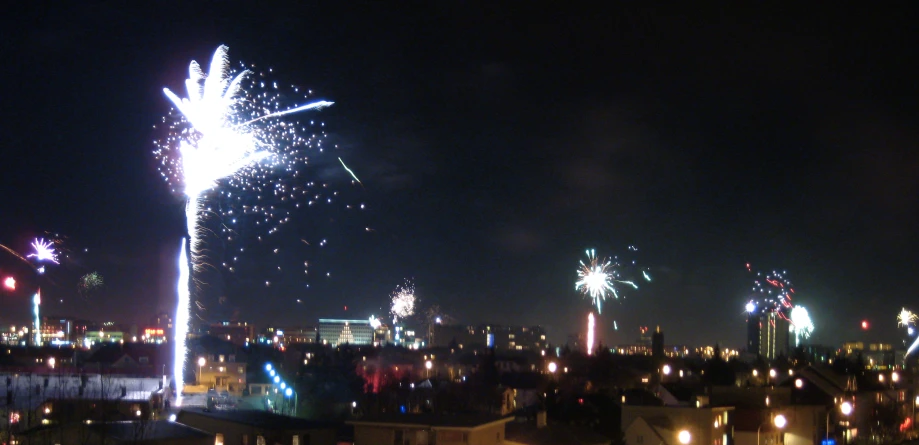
[390,280,416,322]
[575,249,638,314]
[156,45,332,403]
[789,305,814,347]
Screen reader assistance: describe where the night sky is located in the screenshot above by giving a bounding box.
[2,3,918,348]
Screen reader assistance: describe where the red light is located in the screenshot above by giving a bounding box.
[861,320,869,330]
[3,276,14,291]
[344,306,348,311]
[578,398,584,404]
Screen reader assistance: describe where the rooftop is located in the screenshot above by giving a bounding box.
[349,413,513,429]
[505,420,611,445]
[178,408,339,430]
[91,420,214,441]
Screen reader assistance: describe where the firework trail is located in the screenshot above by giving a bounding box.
[159,45,332,401]
[587,312,595,355]
[1,244,33,267]
[575,249,644,314]
[338,157,363,187]
[788,305,814,347]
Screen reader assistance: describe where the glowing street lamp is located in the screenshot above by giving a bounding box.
[48,357,55,369]
[663,364,672,376]
[678,430,691,444]
[265,363,273,372]
[547,362,557,373]
[840,401,853,416]
[758,414,786,445]
[197,357,206,385]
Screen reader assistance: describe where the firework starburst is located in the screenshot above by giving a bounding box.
[390,280,416,322]
[28,239,59,264]
[157,45,333,401]
[575,249,638,314]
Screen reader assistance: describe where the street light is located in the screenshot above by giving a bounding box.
[840,401,853,416]
[48,357,55,369]
[678,430,691,444]
[197,357,206,385]
[663,364,672,376]
[758,414,787,445]
[548,362,557,373]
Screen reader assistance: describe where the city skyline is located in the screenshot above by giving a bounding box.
[2,3,919,348]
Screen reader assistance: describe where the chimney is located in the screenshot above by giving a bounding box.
[536,410,547,429]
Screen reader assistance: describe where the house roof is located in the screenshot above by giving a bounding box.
[348,413,513,429]
[90,420,214,441]
[178,408,339,431]
[505,420,611,445]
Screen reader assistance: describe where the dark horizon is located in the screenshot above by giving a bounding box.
[2,3,918,349]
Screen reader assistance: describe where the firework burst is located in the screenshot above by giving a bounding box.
[28,239,59,264]
[575,249,641,314]
[157,45,333,401]
[78,272,104,296]
[744,263,794,318]
[390,280,416,323]
[789,305,814,346]
[898,308,917,328]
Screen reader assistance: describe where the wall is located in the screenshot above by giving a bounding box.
[621,405,733,445]
[178,411,336,445]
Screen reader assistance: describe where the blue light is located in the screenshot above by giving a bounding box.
[265,363,272,371]
[285,388,293,397]
[821,440,836,445]
[400,405,407,413]
[280,382,286,389]
[270,370,276,377]
[273,376,280,383]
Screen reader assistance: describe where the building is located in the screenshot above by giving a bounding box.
[40,316,74,345]
[431,325,547,351]
[348,413,513,445]
[746,312,789,360]
[638,326,652,347]
[274,326,317,344]
[84,330,124,346]
[177,408,339,445]
[652,326,664,362]
[318,319,373,347]
[621,404,734,445]
[1,373,168,433]
[18,420,215,445]
[141,327,168,344]
[194,352,247,394]
[206,321,255,347]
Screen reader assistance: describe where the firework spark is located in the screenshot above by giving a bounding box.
[789,305,814,347]
[898,308,917,328]
[390,280,415,323]
[158,45,332,401]
[575,249,638,314]
[28,239,59,264]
